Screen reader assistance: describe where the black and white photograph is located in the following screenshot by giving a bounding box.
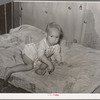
[0,0,100,98]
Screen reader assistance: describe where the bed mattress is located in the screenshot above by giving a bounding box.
[0,25,100,93]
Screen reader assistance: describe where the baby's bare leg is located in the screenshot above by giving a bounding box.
[4,67,12,81]
[3,63,33,87]
[35,63,48,75]
[39,63,48,70]
[35,57,53,75]
[2,54,34,88]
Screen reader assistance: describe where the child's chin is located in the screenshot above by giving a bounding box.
[51,43,57,45]
[50,43,54,46]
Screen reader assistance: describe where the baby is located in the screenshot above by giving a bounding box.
[3,22,63,87]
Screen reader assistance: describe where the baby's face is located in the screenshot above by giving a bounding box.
[46,28,60,46]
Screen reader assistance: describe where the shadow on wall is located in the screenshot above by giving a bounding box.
[83,9,100,50]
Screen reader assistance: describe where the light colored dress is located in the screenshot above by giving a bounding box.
[22,38,61,67]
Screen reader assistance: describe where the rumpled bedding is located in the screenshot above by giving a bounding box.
[0,24,100,93]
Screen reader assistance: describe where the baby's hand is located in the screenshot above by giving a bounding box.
[58,62,68,66]
[48,64,55,74]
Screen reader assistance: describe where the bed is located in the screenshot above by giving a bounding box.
[0,24,100,93]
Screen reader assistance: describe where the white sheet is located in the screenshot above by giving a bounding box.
[0,25,100,93]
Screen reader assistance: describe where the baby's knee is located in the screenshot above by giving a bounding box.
[5,67,11,73]
[28,65,33,70]
[40,63,48,70]
[28,62,34,70]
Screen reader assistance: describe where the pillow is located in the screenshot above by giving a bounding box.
[9,25,45,44]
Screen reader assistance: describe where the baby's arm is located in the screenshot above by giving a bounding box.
[54,45,68,66]
[54,45,62,65]
[38,41,54,74]
[39,55,54,73]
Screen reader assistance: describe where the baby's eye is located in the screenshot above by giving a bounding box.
[50,36,53,37]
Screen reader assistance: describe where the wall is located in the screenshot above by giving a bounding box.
[83,3,100,50]
[18,2,100,50]
[13,2,21,27]
[0,0,13,5]
[0,2,13,34]
[21,2,86,43]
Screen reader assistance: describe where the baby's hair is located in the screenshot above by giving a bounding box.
[45,22,63,39]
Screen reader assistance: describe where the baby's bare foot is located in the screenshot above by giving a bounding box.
[4,67,12,81]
